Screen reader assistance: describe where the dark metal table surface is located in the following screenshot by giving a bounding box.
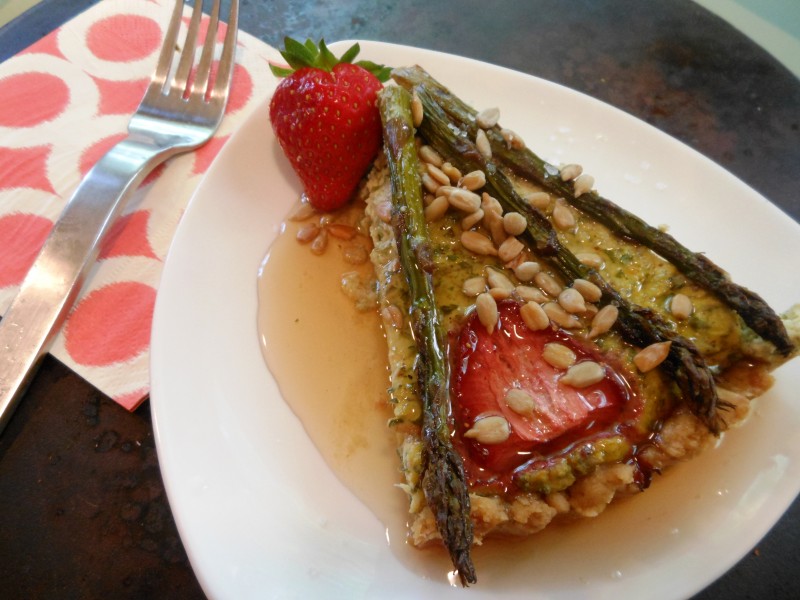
[1,1,798,598]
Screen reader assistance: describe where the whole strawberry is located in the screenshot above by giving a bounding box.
[269,38,390,211]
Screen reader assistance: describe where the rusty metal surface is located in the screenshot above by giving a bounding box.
[1,1,798,598]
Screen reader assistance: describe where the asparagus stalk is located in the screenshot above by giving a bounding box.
[378,85,476,586]
[392,66,794,357]
[406,81,724,434]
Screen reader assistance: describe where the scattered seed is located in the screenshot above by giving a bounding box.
[552,199,576,230]
[464,414,511,444]
[503,212,528,236]
[500,127,525,149]
[542,343,577,370]
[310,229,328,255]
[505,388,534,416]
[558,288,587,313]
[411,91,423,127]
[572,278,602,303]
[560,361,605,388]
[516,286,548,304]
[573,173,595,197]
[462,276,487,297]
[424,195,449,222]
[498,236,525,262]
[476,128,492,159]
[670,294,693,320]
[481,192,503,215]
[583,303,599,316]
[534,271,563,297]
[476,292,499,333]
[560,163,583,182]
[589,304,618,338]
[461,230,498,255]
[634,341,672,372]
[327,223,357,240]
[476,107,500,129]
[513,261,541,282]
[520,301,550,331]
[447,188,482,212]
[441,162,462,183]
[418,144,443,167]
[296,223,321,243]
[525,191,551,210]
[489,287,513,300]
[459,170,486,191]
[485,267,515,292]
[426,163,450,186]
[461,208,484,230]
[542,302,581,329]
[421,172,440,194]
[576,252,604,269]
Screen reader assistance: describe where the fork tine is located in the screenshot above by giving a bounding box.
[211,0,239,102]
[173,0,204,94]
[151,0,185,93]
[191,0,222,97]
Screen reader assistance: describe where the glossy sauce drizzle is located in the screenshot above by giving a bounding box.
[257,217,457,578]
[256,215,643,585]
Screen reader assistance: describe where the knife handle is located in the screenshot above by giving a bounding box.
[0,137,168,433]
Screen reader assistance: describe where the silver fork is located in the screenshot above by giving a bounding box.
[0,0,239,432]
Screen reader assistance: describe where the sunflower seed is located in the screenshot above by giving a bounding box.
[476,107,500,128]
[542,343,577,369]
[560,163,583,182]
[560,361,605,387]
[588,304,618,338]
[670,293,693,320]
[461,230,498,255]
[503,212,528,236]
[464,414,511,444]
[476,128,492,159]
[513,261,541,282]
[462,276,487,297]
[505,388,534,416]
[476,292,499,333]
[633,341,672,372]
[520,301,550,331]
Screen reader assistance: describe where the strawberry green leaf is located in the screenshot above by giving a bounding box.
[356,60,392,82]
[269,62,295,77]
[318,39,340,71]
[272,36,392,80]
[339,43,361,65]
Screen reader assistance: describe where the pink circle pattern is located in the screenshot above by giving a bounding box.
[0,0,267,410]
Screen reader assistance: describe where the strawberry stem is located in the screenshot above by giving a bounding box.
[269,37,391,82]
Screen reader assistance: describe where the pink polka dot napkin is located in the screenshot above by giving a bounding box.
[0,0,281,410]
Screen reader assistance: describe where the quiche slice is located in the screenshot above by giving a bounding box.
[362,69,800,585]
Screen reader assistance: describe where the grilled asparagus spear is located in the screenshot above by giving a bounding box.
[378,85,476,586]
[403,78,724,434]
[392,65,793,357]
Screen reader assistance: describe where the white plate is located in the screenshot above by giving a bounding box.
[151,41,800,599]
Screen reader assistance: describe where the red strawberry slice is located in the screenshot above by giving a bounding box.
[452,300,633,475]
[268,39,389,212]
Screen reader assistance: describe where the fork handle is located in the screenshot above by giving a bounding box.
[0,136,171,433]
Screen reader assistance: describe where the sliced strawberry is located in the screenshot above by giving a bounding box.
[452,300,634,476]
[268,39,389,211]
